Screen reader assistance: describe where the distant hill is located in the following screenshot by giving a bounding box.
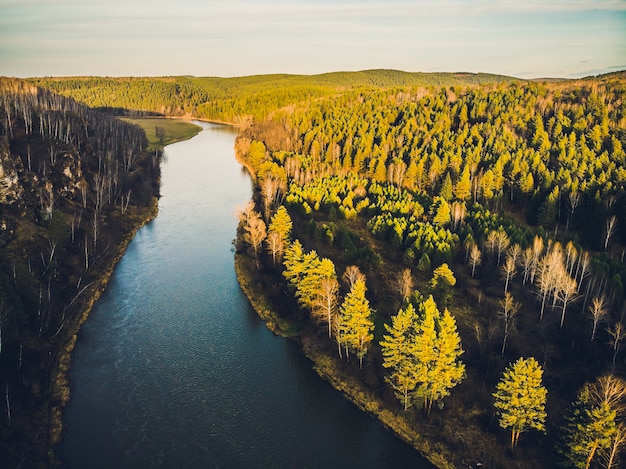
[28,70,522,123]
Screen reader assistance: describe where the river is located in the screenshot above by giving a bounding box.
[58,122,432,468]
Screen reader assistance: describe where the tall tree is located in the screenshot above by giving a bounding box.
[493,357,547,449]
[589,296,608,342]
[240,206,266,269]
[397,268,413,303]
[469,243,481,277]
[408,296,465,415]
[339,279,374,367]
[268,205,292,245]
[499,292,520,356]
[313,277,339,338]
[557,376,625,469]
[380,303,420,410]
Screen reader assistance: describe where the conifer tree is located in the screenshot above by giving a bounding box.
[387,296,466,415]
[557,384,618,469]
[493,357,547,449]
[380,303,420,410]
[431,196,451,226]
[455,166,472,201]
[440,173,453,201]
[339,279,374,368]
[269,205,293,245]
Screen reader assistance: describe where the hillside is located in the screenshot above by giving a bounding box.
[28,70,521,125]
[0,78,161,467]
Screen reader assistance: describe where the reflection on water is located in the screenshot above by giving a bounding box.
[58,122,432,468]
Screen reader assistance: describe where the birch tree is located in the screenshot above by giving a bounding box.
[313,277,339,338]
[589,296,608,342]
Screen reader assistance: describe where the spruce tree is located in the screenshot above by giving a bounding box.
[493,357,547,449]
[339,279,374,368]
[380,303,420,410]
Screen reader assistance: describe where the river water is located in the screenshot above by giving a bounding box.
[58,122,432,468]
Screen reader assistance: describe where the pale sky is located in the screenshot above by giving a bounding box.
[1,0,624,79]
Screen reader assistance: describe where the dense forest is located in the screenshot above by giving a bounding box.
[4,69,626,467]
[29,70,518,125]
[0,78,160,467]
[232,72,626,468]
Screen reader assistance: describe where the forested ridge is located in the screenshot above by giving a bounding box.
[28,70,519,126]
[13,69,626,467]
[232,71,626,467]
[0,78,160,467]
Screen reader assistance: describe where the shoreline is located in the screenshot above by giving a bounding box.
[48,198,159,465]
[233,251,454,469]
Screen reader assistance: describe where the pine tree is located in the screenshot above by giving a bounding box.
[269,205,293,245]
[339,279,374,368]
[455,166,472,201]
[403,296,465,415]
[493,357,547,449]
[431,196,451,226]
[380,303,420,410]
[558,386,617,469]
[440,172,453,200]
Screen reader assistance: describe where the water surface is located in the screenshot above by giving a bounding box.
[59,122,432,468]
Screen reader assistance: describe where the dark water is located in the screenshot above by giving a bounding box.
[58,122,433,468]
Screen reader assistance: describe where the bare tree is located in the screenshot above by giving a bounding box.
[605,215,617,250]
[469,243,481,277]
[603,422,626,469]
[242,209,266,269]
[501,255,517,294]
[342,265,365,290]
[260,175,286,222]
[589,375,626,415]
[396,268,413,303]
[555,271,578,328]
[450,201,465,232]
[521,247,534,285]
[499,292,520,356]
[566,190,580,232]
[265,231,284,267]
[485,230,510,265]
[589,296,609,342]
[313,277,339,338]
[608,322,626,367]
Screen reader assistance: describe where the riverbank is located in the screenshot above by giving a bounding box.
[47,199,159,465]
[234,250,454,469]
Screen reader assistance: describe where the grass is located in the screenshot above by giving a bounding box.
[119,117,202,151]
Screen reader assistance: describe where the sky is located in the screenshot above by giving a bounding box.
[0,0,624,79]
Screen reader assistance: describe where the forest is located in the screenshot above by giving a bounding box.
[0,78,162,467]
[2,69,626,467]
[232,71,626,468]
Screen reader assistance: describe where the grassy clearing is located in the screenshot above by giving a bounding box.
[120,117,202,151]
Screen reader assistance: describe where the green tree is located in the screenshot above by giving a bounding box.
[440,172,453,200]
[493,357,547,449]
[558,375,626,468]
[455,166,472,201]
[283,240,336,311]
[339,279,374,367]
[430,263,456,304]
[431,196,451,226]
[380,303,420,410]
